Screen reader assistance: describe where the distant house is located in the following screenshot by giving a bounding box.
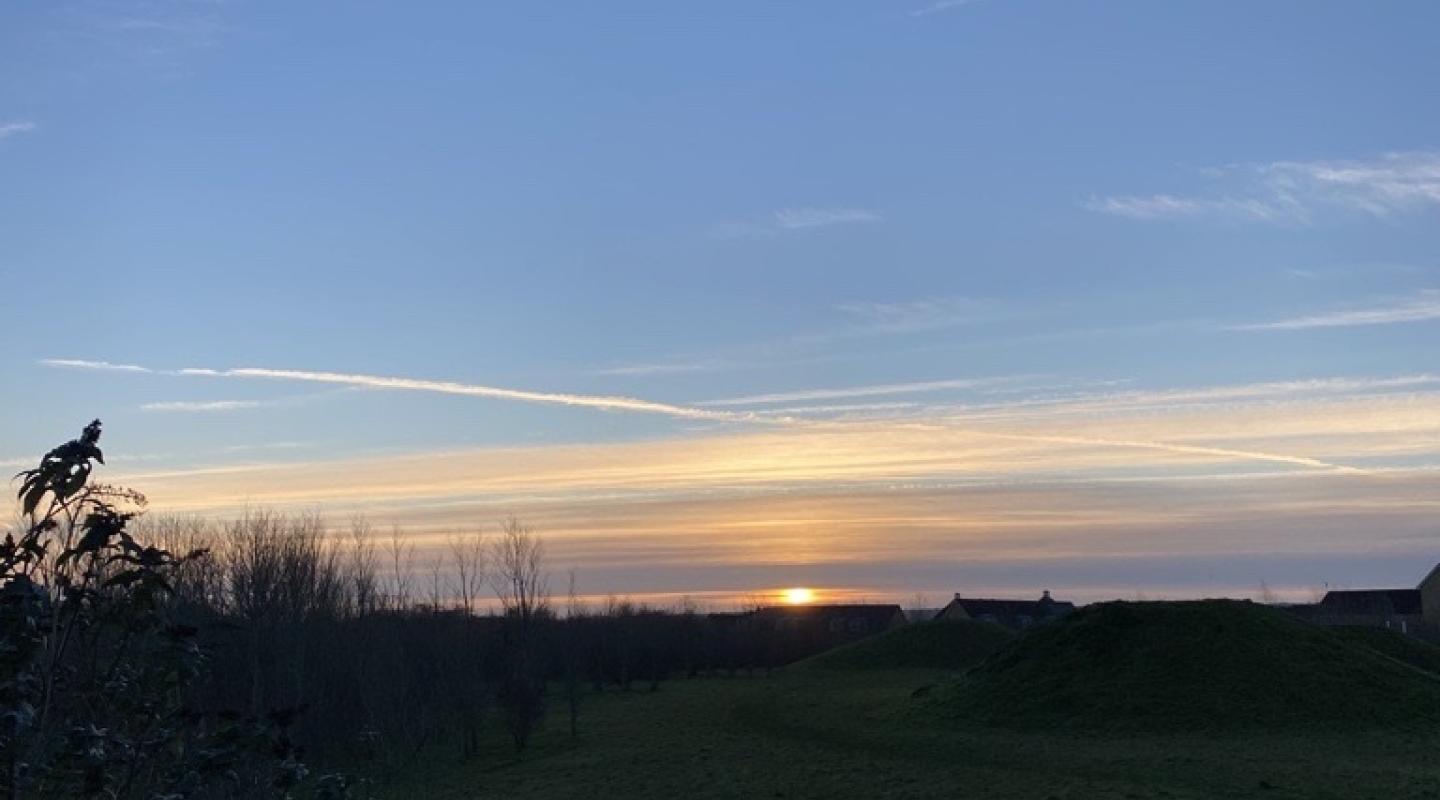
[1302,563,1440,635]
[935,590,1074,630]
[1314,589,1422,630]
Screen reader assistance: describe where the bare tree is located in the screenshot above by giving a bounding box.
[563,570,583,738]
[489,517,548,751]
[348,514,381,616]
[1258,581,1279,605]
[386,524,414,610]
[449,529,486,616]
[739,591,768,612]
[490,517,548,624]
[426,554,447,611]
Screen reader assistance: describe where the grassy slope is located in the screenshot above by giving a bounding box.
[1332,625,1440,675]
[942,600,1440,732]
[374,668,1440,800]
[798,619,1013,671]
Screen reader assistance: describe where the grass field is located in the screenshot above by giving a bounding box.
[369,666,1440,799]
[946,601,1440,732]
[800,618,1013,671]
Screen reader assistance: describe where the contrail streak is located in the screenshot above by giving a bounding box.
[976,431,1366,474]
[183,366,766,423]
[35,358,1380,474]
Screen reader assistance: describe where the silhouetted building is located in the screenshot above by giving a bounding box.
[1314,589,1422,629]
[1299,563,1440,635]
[935,590,1074,629]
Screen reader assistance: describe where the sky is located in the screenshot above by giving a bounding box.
[2,1,1439,607]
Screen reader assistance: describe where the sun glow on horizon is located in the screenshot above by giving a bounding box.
[782,587,817,605]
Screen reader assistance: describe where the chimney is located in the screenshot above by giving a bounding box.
[954,592,962,600]
[1041,590,1053,602]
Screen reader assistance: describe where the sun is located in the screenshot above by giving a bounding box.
[782,587,816,605]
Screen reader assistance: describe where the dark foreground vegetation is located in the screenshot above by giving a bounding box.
[3,423,898,797]
[11,423,1440,799]
[4,422,326,798]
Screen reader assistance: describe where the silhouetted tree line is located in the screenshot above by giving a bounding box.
[4,424,858,795]
[138,515,842,765]
[143,515,833,752]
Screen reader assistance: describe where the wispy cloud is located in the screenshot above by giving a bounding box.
[933,374,1440,426]
[593,359,728,377]
[141,400,264,413]
[211,368,769,422]
[834,297,1003,333]
[714,207,883,238]
[101,377,1440,522]
[1273,152,1440,216]
[1234,290,1440,331]
[40,358,1436,481]
[0,121,36,141]
[66,2,226,55]
[46,368,1440,604]
[221,441,315,454]
[910,0,983,16]
[112,15,221,42]
[1083,194,1287,222]
[973,431,1363,474]
[1088,151,1440,223]
[41,358,153,373]
[601,297,1002,377]
[599,295,1031,381]
[763,402,921,416]
[773,208,882,230]
[41,360,768,424]
[702,376,1025,407]
[1282,263,1428,282]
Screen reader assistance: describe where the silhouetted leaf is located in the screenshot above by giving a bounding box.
[22,479,46,517]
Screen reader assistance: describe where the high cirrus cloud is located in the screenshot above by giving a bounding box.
[42,358,153,373]
[1233,290,1440,331]
[0,121,36,141]
[1087,151,1440,223]
[711,207,882,238]
[41,359,1430,476]
[140,400,265,413]
[700,376,1026,407]
[772,208,882,229]
[910,0,983,16]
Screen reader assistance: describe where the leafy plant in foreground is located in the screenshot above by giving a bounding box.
[3,421,340,799]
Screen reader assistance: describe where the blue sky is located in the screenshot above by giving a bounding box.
[3,1,1439,605]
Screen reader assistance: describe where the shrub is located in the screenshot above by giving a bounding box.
[3,421,328,799]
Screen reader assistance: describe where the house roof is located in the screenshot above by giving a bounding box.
[1319,589,1422,616]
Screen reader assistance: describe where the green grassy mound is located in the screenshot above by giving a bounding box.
[800,619,1014,671]
[938,600,1440,732]
[1333,625,1440,675]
